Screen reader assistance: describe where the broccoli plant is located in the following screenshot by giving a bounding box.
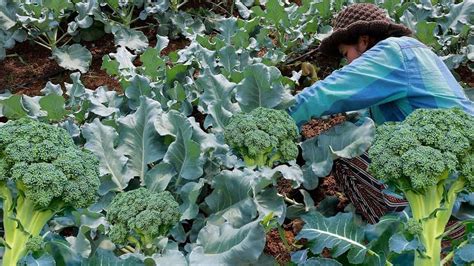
[0,118,100,265]
[368,108,474,266]
[224,107,299,168]
[106,188,180,256]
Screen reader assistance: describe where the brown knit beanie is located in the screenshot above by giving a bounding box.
[318,3,412,57]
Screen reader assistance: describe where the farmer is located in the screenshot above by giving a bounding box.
[288,3,474,224]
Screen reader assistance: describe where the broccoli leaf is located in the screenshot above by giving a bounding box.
[236,63,286,112]
[52,44,92,73]
[82,119,131,193]
[117,97,167,184]
[189,221,266,265]
[297,211,369,264]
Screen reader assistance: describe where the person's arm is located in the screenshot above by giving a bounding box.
[288,39,408,127]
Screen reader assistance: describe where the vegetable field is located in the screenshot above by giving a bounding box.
[0,0,473,265]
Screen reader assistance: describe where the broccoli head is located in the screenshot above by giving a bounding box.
[25,236,43,252]
[0,118,100,265]
[106,187,180,255]
[224,107,299,167]
[368,108,474,265]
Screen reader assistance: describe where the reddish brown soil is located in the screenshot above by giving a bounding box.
[300,114,347,140]
[0,35,120,96]
[276,178,294,196]
[0,22,190,97]
[264,229,294,265]
[264,219,303,265]
[455,64,474,88]
[1,41,62,96]
[312,175,349,212]
[161,38,190,56]
[181,0,240,17]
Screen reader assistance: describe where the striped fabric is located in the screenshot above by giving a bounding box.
[333,152,407,224]
[288,36,474,127]
[332,152,465,242]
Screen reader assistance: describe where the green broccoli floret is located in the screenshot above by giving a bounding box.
[0,118,100,265]
[224,107,299,168]
[405,219,423,236]
[368,108,474,266]
[106,188,180,255]
[25,236,43,252]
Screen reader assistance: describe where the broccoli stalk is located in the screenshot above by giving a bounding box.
[0,188,55,264]
[224,107,299,168]
[404,173,465,265]
[0,119,100,265]
[368,108,474,266]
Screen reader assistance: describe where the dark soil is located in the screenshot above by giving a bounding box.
[1,41,63,96]
[300,114,347,140]
[276,178,294,196]
[0,35,120,96]
[0,23,190,96]
[455,64,474,88]
[264,219,303,265]
[312,175,349,212]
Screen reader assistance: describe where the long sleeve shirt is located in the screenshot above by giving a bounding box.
[288,36,474,127]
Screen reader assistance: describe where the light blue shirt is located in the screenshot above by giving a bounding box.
[288,36,474,127]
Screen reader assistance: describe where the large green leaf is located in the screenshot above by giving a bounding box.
[39,93,68,121]
[301,118,375,178]
[155,110,204,181]
[189,221,266,265]
[215,17,238,44]
[319,117,375,158]
[179,179,205,220]
[124,75,153,110]
[74,0,98,28]
[150,250,187,265]
[22,95,47,118]
[82,249,144,265]
[301,137,333,179]
[195,71,239,130]
[205,168,285,226]
[110,46,136,71]
[389,233,419,254]
[205,169,259,227]
[177,42,217,74]
[236,63,286,112]
[117,97,167,184]
[0,4,17,30]
[65,72,86,108]
[265,0,289,27]
[88,87,122,117]
[21,254,56,266]
[454,244,474,265]
[140,47,166,80]
[0,95,28,119]
[82,119,131,193]
[52,44,92,73]
[297,211,368,264]
[415,21,439,49]
[113,27,149,52]
[144,162,177,192]
[438,0,474,33]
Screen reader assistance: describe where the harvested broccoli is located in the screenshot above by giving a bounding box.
[106,188,180,255]
[0,118,100,265]
[368,108,474,266]
[224,107,299,168]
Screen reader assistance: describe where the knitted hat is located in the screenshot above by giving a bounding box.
[318,3,412,57]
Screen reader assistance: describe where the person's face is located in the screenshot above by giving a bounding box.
[338,35,370,63]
